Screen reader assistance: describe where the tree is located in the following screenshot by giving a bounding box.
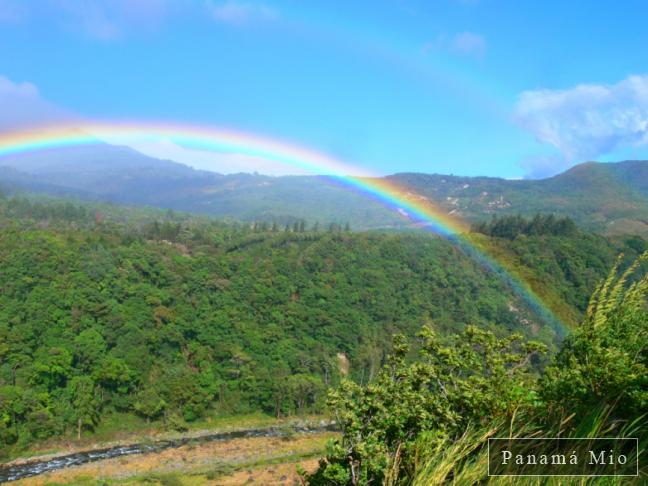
[158,365,212,422]
[270,368,291,418]
[133,386,166,422]
[308,326,546,485]
[0,385,26,443]
[30,348,73,391]
[471,214,578,239]
[93,357,134,398]
[287,374,325,414]
[73,329,106,372]
[67,376,100,440]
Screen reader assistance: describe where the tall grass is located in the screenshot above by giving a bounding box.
[411,253,648,485]
[411,408,646,485]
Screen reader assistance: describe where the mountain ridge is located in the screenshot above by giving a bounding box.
[0,144,647,234]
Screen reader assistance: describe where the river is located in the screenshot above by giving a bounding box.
[0,422,336,483]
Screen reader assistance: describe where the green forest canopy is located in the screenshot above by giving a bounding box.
[0,194,645,454]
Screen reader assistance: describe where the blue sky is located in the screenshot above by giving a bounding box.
[1,0,648,178]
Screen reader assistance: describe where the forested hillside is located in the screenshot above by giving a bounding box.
[308,254,648,484]
[391,160,648,236]
[0,196,645,455]
[3,148,648,234]
[471,214,648,318]
[0,144,403,229]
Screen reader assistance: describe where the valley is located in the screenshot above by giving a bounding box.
[0,191,646,481]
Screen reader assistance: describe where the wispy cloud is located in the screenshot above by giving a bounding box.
[451,32,486,57]
[0,75,305,175]
[518,154,567,179]
[516,74,648,177]
[0,75,78,130]
[208,1,277,25]
[54,0,168,40]
[0,76,38,98]
[423,31,486,58]
[0,1,169,39]
[0,0,24,23]
[58,1,120,40]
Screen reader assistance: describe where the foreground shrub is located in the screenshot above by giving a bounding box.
[307,252,647,485]
[307,327,546,484]
[541,253,648,423]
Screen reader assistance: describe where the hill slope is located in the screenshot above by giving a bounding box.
[1,145,647,234]
[0,196,645,455]
[390,160,648,235]
[0,144,403,228]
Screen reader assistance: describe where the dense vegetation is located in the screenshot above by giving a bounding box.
[471,214,578,239]
[0,198,536,452]
[470,214,647,318]
[307,254,648,484]
[0,195,645,462]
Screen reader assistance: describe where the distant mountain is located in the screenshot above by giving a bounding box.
[0,144,224,196]
[0,144,403,228]
[390,161,648,235]
[1,144,647,234]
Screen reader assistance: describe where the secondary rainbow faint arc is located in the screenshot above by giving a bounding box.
[0,121,566,337]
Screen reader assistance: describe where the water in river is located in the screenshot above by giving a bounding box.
[0,422,336,483]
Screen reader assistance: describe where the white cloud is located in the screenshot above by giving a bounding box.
[0,76,38,98]
[0,75,309,176]
[451,32,486,57]
[515,74,648,177]
[54,0,168,40]
[208,1,277,24]
[62,3,120,40]
[0,75,78,130]
[0,0,169,39]
[422,31,486,58]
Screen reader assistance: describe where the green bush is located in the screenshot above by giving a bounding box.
[541,252,648,423]
[307,252,648,485]
[307,327,546,484]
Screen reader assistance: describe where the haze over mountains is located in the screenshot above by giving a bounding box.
[1,144,647,235]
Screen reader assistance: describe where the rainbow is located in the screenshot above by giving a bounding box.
[0,121,567,338]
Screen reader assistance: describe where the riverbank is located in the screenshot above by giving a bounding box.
[9,428,335,485]
[2,415,335,484]
[3,414,325,464]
